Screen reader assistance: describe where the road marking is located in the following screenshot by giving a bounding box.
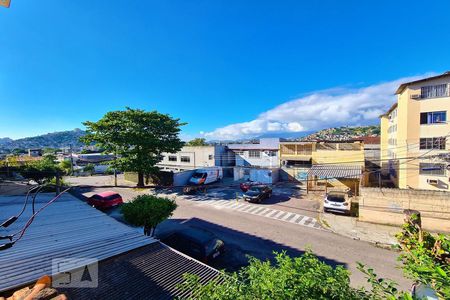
[176,193,323,231]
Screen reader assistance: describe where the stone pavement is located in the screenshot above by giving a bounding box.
[320,212,401,246]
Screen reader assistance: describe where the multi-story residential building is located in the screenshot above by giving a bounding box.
[279,140,365,193]
[380,72,450,191]
[227,138,280,167]
[157,145,233,173]
[227,138,280,183]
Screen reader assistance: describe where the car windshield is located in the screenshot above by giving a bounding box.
[327,194,345,202]
[249,187,262,192]
[192,172,206,179]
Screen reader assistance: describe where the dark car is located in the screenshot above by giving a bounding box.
[160,227,225,263]
[243,185,272,203]
[87,191,123,209]
[239,181,263,192]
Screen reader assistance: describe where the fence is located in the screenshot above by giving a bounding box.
[359,187,450,232]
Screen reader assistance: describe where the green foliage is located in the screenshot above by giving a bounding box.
[396,216,450,299]
[178,250,407,300]
[19,155,61,183]
[186,138,208,146]
[178,216,450,300]
[43,147,60,155]
[83,163,95,175]
[81,108,185,186]
[121,194,177,236]
[59,159,72,175]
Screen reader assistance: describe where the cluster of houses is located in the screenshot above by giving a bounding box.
[160,71,450,194]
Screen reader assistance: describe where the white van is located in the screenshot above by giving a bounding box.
[189,167,223,185]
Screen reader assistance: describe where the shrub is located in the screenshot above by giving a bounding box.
[121,194,177,236]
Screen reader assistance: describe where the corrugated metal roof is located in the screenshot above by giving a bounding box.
[308,164,362,179]
[58,242,220,300]
[0,193,156,292]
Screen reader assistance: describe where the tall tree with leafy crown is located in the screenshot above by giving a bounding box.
[81,108,185,187]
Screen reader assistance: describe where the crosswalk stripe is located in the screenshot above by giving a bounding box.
[281,212,294,221]
[261,209,274,216]
[181,193,323,231]
[256,208,271,216]
[294,215,305,224]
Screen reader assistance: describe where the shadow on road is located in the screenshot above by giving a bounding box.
[156,217,346,273]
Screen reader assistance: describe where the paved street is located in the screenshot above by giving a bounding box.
[67,175,411,290]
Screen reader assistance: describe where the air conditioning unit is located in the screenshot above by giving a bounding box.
[427,179,438,185]
[411,94,421,100]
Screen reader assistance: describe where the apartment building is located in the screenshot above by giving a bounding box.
[380,71,450,191]
[157,145,233,173]
[279,140,365,193]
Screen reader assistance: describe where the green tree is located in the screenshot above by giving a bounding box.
[81,108,185,187]
[395,214,449,299]
[19,155,61,184]
[121,194,177,236]
[83,163,95,175]
[178,250,407,300]
[186,138,208,146]
[59,159,72,175]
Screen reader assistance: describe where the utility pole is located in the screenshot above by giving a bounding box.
[69,144,74,176]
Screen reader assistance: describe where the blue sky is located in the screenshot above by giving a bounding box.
[1,1,449,140]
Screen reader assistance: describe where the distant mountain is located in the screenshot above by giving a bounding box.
[0,129,86,151]
[299,125,380,141]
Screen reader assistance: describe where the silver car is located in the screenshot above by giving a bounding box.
[323,191,351,214]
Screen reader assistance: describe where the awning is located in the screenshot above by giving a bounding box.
[308,164,362,179]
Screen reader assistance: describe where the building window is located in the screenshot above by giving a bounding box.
[180,156,190,163]
[208,154,214,160]
[419,163,446,176]
[419,137,446,150]
[248,150,261,158]
[421,84,449,99]
[420,111,447,124]
[168,155,177,162]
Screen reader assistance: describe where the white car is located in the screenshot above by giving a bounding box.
[323,191,351,215]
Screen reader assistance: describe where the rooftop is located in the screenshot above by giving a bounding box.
[227,138,280,151]
[0,193,219,296]
[395,71,450,94]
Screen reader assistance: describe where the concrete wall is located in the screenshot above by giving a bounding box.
[359,187,450,232]
[233,167,279,184]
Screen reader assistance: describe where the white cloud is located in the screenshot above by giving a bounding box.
[203,74,432,140]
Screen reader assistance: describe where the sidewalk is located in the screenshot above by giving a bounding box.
[319,212,401,247]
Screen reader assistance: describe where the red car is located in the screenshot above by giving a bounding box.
[88,191,123,209]
[239,181,263,192]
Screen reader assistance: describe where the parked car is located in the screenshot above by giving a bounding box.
[243,185,272,203]
[160,226,225,263]
[87,191,123,209]
[239,181,263,192]
[323,191,351,214]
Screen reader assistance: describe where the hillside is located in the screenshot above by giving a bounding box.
[0,129,86,151]
[299,125,380,141]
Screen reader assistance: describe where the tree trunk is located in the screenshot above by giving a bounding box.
[143,225,155,237]
[137,172,145,187]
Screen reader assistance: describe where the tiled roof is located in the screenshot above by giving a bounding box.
[0,193,155,292]
[58,242,220,300]
[308,164,362,179]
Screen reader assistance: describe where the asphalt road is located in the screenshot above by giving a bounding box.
[156,197,410,290]
[67,175,411,291]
